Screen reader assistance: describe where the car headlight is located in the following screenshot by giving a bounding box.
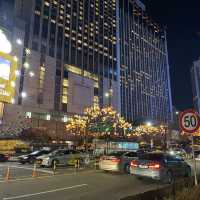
[169,151,175,155]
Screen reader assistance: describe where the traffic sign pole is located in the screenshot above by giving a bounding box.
[191,135,198,186]
[179,109,200,186]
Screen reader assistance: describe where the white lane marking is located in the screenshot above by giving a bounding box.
[0,165,54,175]
[3,184,88,200]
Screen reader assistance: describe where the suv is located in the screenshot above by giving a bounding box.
[37,149,90,167]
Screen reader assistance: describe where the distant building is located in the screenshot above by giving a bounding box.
[191,58,200,113]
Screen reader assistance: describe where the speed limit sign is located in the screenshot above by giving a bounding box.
[179,109,200,133]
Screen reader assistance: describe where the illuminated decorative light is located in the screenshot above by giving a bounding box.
[11,98,15,104]
[16,38,22,45]
[13,56,18,62]
[0,29,12,53]
[11,81,16,88]
[29,71,35,77]
[23,62,29,69]
[21,92,27,98]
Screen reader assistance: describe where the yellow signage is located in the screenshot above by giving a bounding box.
[0,51,17,104]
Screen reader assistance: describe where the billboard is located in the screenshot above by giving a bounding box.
[0,51,17,104]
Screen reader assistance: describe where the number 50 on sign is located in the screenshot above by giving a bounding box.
[179,109,200,133]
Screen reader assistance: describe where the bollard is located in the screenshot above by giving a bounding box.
[77,159,80,169]
[4,166,10,182]
[53,160,57,175]
[94,158,99,170]
[75,159,80,172]
[32,163,37,178]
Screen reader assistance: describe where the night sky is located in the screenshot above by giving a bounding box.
[143,0,200,111]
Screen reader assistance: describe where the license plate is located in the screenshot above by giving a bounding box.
[139,165,148,169]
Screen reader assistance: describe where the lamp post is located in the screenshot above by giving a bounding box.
[146,122,153,149]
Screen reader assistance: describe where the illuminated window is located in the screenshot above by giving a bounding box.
[25,112,32,119]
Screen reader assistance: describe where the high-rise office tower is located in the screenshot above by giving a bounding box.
[0,0,172,129]
[191,58,200,114]
[119,0,172,123]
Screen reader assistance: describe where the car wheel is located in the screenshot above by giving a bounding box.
[84,157,90,165]
[51,160,59,168]
[135,176,143,180]
[163,171,173,184]
[124,164,130,174]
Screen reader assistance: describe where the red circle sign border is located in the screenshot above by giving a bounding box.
[179,109,200,133]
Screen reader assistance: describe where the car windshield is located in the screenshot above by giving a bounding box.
[48,150,66,156]
[139,153,164,161]
[30,151,40,155]
[107,151,126,157]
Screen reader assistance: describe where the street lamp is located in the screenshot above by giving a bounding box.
[21,92,27,98]
[105,92,109,98]
[146,121,153,148]
[104,88,113,106]
[146,122,152,127]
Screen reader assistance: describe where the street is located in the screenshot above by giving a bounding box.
[0,160,199,200]
[0,162,161,200]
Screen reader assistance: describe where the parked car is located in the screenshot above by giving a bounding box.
[18,149,52,164]
[168,148,187,158]
[36,149,90,167]
[0,154,9,162]
[99,151,138,173]
[130,152,191,184]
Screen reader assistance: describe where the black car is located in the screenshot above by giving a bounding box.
[0,154,9,162]
[18,150,52,164]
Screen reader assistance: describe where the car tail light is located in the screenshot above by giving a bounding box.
[111,158,121,163]
[130,160,138,168]
[148,162,161,170]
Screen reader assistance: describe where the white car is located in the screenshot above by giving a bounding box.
[36,149,90,167]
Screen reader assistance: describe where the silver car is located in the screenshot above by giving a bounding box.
[99,151,138,173]
[37,149,90,167]
[130,152,191,183]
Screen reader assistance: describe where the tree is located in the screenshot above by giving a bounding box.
[65,106,132,138]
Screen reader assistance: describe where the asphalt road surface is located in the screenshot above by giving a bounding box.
[0,163,159,200]
[0,160,199,200]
